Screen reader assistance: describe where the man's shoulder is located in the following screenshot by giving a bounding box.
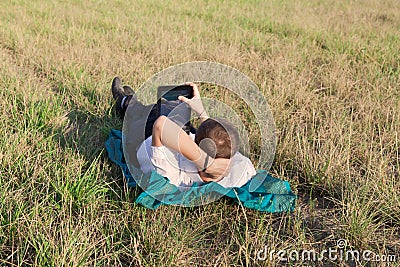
[216,152,256,188]
[231,151,252,163]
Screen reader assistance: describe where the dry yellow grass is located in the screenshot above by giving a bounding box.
[0,0,399,266]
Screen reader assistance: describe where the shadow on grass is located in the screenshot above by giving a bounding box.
[47,103,144,207]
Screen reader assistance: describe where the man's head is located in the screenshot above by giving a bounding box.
[195,118,240,159]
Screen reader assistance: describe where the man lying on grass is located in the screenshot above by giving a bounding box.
[112,77,256,188]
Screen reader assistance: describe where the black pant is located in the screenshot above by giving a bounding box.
[122,96,196,139]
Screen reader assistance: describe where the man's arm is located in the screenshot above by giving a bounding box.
[152,115,205,167]
[152,116,229,179]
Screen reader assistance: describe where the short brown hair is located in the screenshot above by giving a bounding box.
[194,118,240,159]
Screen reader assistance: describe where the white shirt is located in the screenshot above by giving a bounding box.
[136,134,256,188]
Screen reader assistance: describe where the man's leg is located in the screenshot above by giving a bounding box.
[112,76,160,140]
[112,77,162,168]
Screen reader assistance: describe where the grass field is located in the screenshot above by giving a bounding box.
[0,0,399,266]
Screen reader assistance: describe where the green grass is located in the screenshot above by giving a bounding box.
[0,0,399,266]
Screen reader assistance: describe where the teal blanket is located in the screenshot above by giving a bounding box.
[105,129,297,212]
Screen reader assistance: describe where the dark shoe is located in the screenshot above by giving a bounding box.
[123,85,135,96]
[111,77,136,118]
[111,77,125,117]
[111,77,124,101]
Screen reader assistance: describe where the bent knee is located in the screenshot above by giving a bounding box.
[153,115,167,133]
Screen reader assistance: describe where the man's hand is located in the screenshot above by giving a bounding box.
[178,82,209,122]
